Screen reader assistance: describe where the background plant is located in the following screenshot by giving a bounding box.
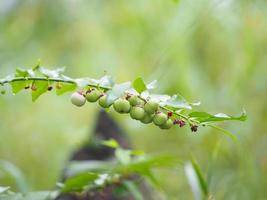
[0,0,266,199]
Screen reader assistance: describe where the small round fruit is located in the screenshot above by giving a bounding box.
[140,113,153,124]
[128,95,142,106]
[144,99,159,114]
[153,112,168,126]
[113,98,131,113]
[130,106,145,120]
[86,89,101,102]
[71,92,86,107]
[98,95,111,108]
[160,119,173,129]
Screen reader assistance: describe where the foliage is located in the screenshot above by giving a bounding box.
[0,139,179,199]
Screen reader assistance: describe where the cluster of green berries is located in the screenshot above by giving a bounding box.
[70,88,194,131]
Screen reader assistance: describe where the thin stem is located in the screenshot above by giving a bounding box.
[0,76,199,125]
[0,77,111,90]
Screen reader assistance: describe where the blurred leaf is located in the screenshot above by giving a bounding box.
[31,81,48,102]
[0,191,57,200]
[0,160,29,192]
[131,150,145,156]
[39,67,65,78]
[101,139,120,149]
[10,81,28,94]
[88,75,115,88]
[61,172,98,193]
[185,162,201,200]
[162,94,192,109]
[74,78,90,88]
[123,181,143,200]
[207,124,239,144]
[146,80,157,90]
[189,111,247,123]
[0,186,10,194]
[132,77,147,93]
[191,158,209,197]
[56,83,76,95]
[115,148,131,165]
[64,161,111,178]
[106,82,132,104]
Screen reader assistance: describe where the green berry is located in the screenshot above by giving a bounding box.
[153,112,168,126]
[113,98,131,113]
[86,89,101,102]
[128,95,143,106]
[98,95,111,108]
[71,92,86,107]
[140,113,153,124]
[160,119,173,129]
[130,106,145,120]
[144,99,159,114]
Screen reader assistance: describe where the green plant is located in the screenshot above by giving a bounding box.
[0,64,246,140]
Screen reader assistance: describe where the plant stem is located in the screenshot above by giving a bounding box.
[0,76,199,125]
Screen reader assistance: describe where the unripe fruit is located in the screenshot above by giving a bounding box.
[153,112,168,126]
[160,119,173,129]
[130,106,145,120]
[140,113,153,124]
[71,92,86,107]
[113,98,131,114]
[128,95,143,106]
[98,94,111,108]
[86,89,101,102]
[144,99,159,114]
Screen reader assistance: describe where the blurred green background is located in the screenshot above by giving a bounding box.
[0,0,267,199]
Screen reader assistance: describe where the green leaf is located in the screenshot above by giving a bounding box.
[162,94,192,110]
[132,77,147,93]
[123,181,144,200]
[0,160,29,192]
[31,81,48,102]
[101,139,120,149]
[61,172,98,193]
[56,83,76,95]
[188,110,247,123]
[190,158,209,197]
[207,124,240,144]
[106,82,132,104]
[185,160,207,200]
[10,81,28,94]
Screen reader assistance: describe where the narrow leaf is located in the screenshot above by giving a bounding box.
[123,181,143,200]
[189,111,247,123]
[190,158,209,197]
[132,77,147,93]
[61,172,98,193]
[162,94,192,109]
[207,124,240,144]
[101,139,119,149]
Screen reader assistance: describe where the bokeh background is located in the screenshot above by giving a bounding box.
[0,0,267,199]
